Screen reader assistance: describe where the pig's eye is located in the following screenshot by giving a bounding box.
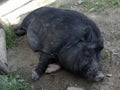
[95,46,103,52]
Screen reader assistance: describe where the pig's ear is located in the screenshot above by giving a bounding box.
[86,38,104,49]
[82,26,92,41]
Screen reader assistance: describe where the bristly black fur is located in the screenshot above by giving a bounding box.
[15,7,104,81]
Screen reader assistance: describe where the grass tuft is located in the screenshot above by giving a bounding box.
[0,70,31,90]
[112,32,120,40]
[106,0,120,6]
[102,50,112,59]
[4,25,16,48]
[59,3,72,8]
[81,0,120,12]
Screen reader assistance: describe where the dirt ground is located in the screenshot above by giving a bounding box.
[8,0,120,90]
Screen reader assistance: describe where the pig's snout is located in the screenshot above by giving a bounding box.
[94,71,104,81]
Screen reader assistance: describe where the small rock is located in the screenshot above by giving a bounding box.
[18,79,25,82]
[16,75,20,79]
[78,0,83,4]
[67,87,84,90]
[106,74,112,77]
[95,2,99,5]
[89,8,95,12]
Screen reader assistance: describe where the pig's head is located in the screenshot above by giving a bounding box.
[60,25,104,81]
[77,39,104,82]
[76,26,104,81]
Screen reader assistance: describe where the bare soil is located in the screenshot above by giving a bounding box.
[8,0,120,90]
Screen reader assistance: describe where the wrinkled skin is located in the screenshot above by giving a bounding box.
[59,42,104,81]
[14,7,104,81]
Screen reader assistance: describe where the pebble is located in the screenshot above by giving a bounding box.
[16,75,20,79]
[67,87,84,90]
[89,8,95,12]
[78,0,83,4]
[106,74,112,77]
[18,79,25,82]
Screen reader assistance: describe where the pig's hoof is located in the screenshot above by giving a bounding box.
[45,63,61,74]
[32,70,40,81]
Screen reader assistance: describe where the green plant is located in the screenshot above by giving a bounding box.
[112,32,120,39]
[59,3,72,8]
[81,0,104,12]
[4,25,16,48]
[0,70,31,90]
[102,50,112,59]
[106,0,120,6]
[81,0,120,12]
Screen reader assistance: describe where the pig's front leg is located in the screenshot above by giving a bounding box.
[32,52,52,80]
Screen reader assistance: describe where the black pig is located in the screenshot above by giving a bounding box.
[14,7,104,81]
